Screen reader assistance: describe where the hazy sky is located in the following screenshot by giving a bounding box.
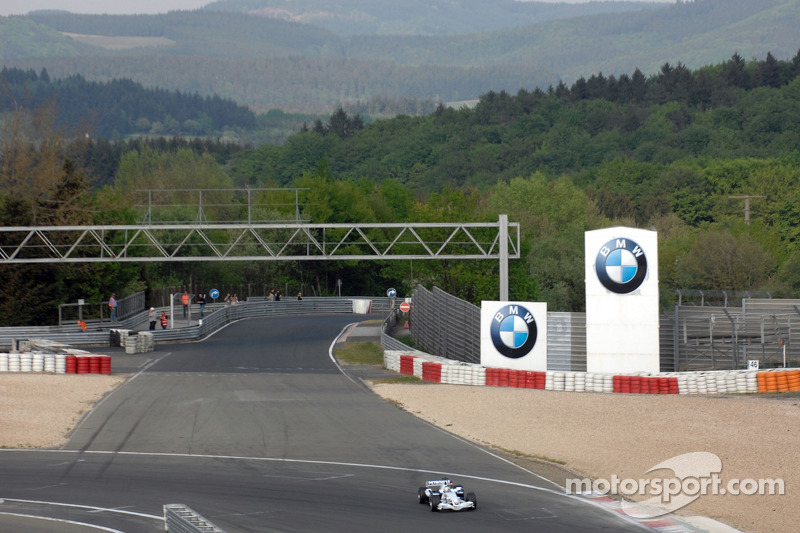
[0,0,673,17]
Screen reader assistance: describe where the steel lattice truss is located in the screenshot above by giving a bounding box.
[0,221,520,264]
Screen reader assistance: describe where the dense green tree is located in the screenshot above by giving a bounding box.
[673,230,774,291]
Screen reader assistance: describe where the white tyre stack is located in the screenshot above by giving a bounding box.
[603,374,614,393]
[564,372,575,392]
[746,371,758,393]
[55,353,66,373]
[574,372,586,392]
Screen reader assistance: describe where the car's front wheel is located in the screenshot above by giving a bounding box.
[466,492,477,510]
[429,494,441,512]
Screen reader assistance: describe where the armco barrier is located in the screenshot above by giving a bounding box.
[0,297,398,349]
[164,504,225,533]
[383,350,797,396]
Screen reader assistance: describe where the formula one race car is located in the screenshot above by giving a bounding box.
[417,478,477,512]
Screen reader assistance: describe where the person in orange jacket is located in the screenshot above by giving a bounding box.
[181,290,190,318]
[160,311,169,330]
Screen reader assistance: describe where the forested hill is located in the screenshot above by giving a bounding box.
[1,0,797,113]
[0,67,256,139]
[227,51,800,197]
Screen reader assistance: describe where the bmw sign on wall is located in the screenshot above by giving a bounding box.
[594,238,648,294]
[481,301,547,370]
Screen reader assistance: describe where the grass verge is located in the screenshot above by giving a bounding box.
[334,341,384,366]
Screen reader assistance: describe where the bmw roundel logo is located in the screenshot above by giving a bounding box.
[490,304,538,359]
[595,238,648,294]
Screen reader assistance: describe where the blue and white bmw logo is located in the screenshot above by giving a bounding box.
[595,238,648,294]
[490,304,538,359]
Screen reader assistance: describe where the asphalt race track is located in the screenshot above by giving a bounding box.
[0,315,649,532]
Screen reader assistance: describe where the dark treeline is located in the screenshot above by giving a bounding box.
[0,67,256,139]
[227,51,800,192]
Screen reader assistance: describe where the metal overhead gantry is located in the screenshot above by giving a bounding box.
[0,216,519,298]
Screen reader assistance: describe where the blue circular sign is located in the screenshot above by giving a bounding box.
[490,304,538,359]
[209,288,220,299]
[386,288,397,298]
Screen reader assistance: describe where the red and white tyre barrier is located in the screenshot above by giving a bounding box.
[0,352,112,375]
[383,350,796,395]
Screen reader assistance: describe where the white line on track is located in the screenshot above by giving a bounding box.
[0,497,162,520]
[0,512,128,532]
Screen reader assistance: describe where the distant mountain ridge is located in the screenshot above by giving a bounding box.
[205,0,663,36]
[0,0,798,114]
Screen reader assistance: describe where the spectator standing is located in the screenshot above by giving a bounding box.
[161,311,169,329]
[297,293,303,300]
[181,290,190,318]
[148,307,156,330]
[275,290,281,301]
[198,293,207,318]
[108,293,118,321]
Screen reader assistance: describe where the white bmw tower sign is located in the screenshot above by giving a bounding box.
[585,227,659,374]
[481,301,547,370]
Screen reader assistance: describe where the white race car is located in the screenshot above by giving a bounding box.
[417,478,477,512]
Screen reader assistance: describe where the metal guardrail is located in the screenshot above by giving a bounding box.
[0,297,399,348]
[164,504,225,533]
[0,310,151,348]
[381,308,423,352]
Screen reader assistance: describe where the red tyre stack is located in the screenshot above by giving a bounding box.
[399,355,415,375]
[89,356,101,374]
[100,356,112,375]
[497,369,509,387]
[668,377,680,394]
[76,356,89,374]
[65,355,77,374]
[524,371,536,389]
[421,361,441,383]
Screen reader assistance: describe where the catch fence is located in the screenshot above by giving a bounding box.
[409,287,799,372]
